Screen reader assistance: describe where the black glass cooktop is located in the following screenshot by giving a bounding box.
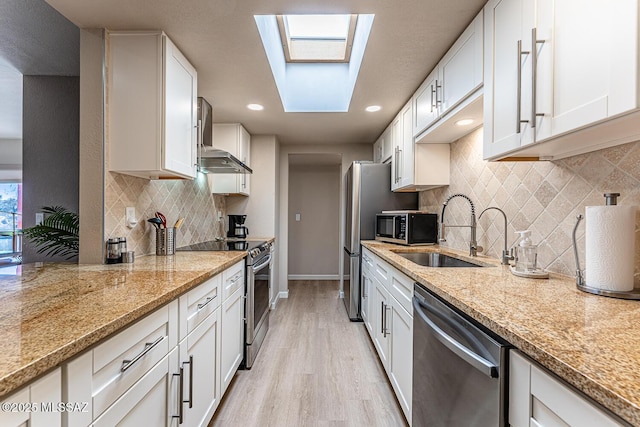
[176,240,266,252]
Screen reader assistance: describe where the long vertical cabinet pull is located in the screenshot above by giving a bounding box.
[516,40,530,133]
[183,355,193,408]
[397,148,402,182]
[434,80,442,108]
[383,304,391,338]
[530,28,545,128]
[381,301,385,334]
[430,84,436,112]
[172,368,184,424]
[394,147,399,183]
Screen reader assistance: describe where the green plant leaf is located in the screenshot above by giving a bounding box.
[22,206,79,260]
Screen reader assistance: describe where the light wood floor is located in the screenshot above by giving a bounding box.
[209,280,407,427]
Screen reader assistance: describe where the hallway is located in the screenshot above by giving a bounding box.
[210,280,407,426]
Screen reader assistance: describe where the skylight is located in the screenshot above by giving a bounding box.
[278,14,356,63]
[255,14,375,112]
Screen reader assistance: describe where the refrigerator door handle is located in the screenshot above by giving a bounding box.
[344,247,359,257]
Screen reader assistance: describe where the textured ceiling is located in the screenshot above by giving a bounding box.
[42,0,486,145]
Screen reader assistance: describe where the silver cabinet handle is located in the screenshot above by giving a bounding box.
[380,301,385,334]
[397,148,402,182]
[121,336,164,372]
[197,295,216,310]
[434,79,442,108]
[383,303,391,338]
[172,367,184,424]
[183,355,193,408]
[531,28,545,128]
[430,84,436,113]
[516,40,530,134]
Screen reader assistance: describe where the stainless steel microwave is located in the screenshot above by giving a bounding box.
[375,212,438,245]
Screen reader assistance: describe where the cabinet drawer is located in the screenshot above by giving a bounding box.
[92,348,177,427]
[91,301,177,420]
[0,368,61,427]
[374,257,392,287]
[361,248,375,273]
[222,260,244,302]
[180,274,221,340]
[390,270,413,314]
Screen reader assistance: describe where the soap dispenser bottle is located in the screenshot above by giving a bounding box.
[514,230,537,272]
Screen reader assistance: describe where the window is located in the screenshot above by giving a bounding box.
[277,14,357,63]
[0,183,22,256]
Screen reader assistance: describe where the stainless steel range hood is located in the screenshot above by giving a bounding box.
[197,97,252,174]
[197,149,253,174]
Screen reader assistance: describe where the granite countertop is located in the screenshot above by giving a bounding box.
[0,251,246,398]
[362,240,640,426]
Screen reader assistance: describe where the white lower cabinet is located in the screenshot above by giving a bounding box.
[0,368,61,427]
[178,307,221,427]
[220,287,245,395]
[93,348,178,427]
[64,262,245,427]
[362,246,413,424]
[509,350,626,427]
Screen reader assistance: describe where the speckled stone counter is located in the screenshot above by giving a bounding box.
[0,251,246,398]
[362,240,640,426]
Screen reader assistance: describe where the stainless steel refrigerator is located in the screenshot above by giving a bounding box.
[342,162,417,320]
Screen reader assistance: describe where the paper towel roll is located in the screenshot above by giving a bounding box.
[585,205,637,292]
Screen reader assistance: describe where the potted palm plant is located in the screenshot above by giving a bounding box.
[22,206,79,260]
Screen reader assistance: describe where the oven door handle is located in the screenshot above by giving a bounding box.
[413,297,499,378]
[251,253,272,272]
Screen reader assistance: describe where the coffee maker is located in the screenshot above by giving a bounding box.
[228,215,249,239]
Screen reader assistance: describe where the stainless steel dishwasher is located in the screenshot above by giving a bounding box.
[412,282,511,426]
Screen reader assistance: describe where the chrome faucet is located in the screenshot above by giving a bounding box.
[478,207,514,265]
[439,193,482,257]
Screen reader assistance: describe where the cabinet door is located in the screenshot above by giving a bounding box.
[92,349,178,427]
[164,36,197,179]
[238,126,251,195]
[541,0,637,139]
[373,138,382,163]
[381,126,393,163]
[221,288,244,395]
[360,251,374,336]
[390,114,402,190]
[483,0,536,159]
[509,350,625,427]
[389,299,413,423]
[0,368,62,427]
[372,277,391,372]
[413,68,440,136]
[398,102,415,189]
[179,307,221,427]
[439,12,483,114]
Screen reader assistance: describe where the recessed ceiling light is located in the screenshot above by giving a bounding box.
[455,118,474,126]
[247,104,264,111]
[365,105,381,112]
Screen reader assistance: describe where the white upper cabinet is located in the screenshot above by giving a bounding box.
[413,12,484,143]
[373,126,392,164]
[484,0,639,160]
[391,101,450,192]
[209,123,251,195]
[108,31,198,180]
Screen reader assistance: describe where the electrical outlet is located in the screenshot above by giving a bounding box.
[295,213,301,222]
[217,210,223,221]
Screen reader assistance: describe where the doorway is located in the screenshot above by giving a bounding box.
[287,154,341,280]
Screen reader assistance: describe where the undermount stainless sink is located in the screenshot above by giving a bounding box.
[393,251,485,268]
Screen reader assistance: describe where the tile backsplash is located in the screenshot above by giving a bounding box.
[104,172,226,256]
[420,128,640,284]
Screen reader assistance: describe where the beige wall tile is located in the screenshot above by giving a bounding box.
[420,128,640,285]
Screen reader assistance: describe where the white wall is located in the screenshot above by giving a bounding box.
[278,143,372,299]
[288,163,341,278]
[227,135,281,305]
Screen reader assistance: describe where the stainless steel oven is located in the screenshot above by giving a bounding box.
[244,242,272,369]
[413,282,511,426]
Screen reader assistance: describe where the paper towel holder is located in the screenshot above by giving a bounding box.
[572,214,640,300]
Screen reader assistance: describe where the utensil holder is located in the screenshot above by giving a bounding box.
[156,228,176,255]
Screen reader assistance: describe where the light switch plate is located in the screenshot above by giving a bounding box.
[295,213,301,222]
[35,212,44,225]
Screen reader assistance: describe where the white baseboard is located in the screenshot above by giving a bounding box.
[270,291,289,310]
[287,274,340,280]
